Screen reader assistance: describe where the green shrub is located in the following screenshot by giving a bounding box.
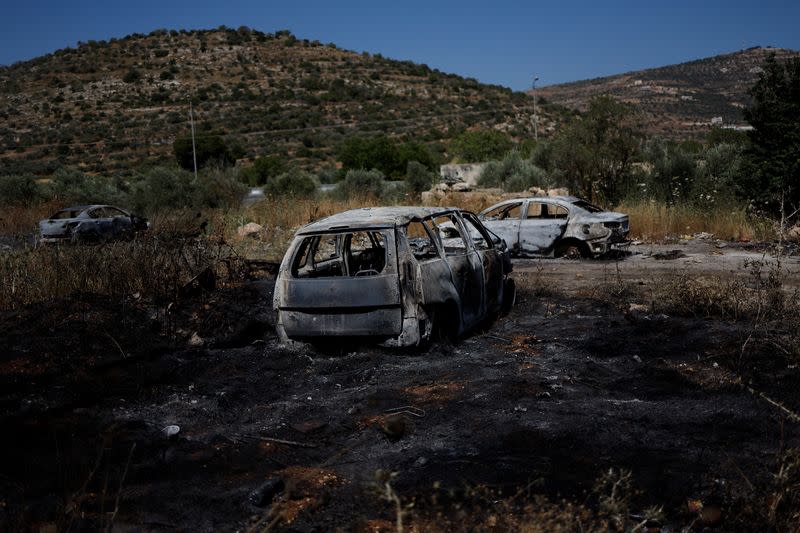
[130,166,195,212]
[405,160,437,193]
[335,169,385,200]
[0,174,42,206]
[478,151,550,192]
[451,130,513,162]
[264,168,318,198]
[195,165,248,208]
[50,168,127,204]
[240,155,287,186]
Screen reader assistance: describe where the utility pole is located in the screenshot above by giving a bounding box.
[532,76,539,141]
[189,100,198,179]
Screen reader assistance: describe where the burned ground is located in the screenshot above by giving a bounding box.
[1,241,799,531]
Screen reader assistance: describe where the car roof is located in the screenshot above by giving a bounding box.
[298,206,461,234]
[488,196,582,207]
[59,204,111,212]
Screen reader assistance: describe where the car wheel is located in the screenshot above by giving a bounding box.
[500,278,516,315]
[556,242,585,259]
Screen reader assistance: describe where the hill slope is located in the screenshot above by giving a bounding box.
[535,46,800,138]
[0,28,556,176]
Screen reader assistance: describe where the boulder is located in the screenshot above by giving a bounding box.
[785,224,800,243]
[237,222,266,240]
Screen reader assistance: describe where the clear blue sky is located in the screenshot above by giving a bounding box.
[2,0,798,90]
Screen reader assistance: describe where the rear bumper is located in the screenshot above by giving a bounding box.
[278,307,403,338]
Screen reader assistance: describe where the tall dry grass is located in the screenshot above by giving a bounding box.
[618,200,775,242]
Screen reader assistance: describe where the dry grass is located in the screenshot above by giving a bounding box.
[0,200,63,236]
[0,236,240,309]
[619,200,775,242]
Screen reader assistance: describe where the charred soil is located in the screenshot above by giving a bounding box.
[1,241,799,531]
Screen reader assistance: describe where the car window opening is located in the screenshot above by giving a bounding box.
[432,215,468,255]
[292,230,387,278]
[406,221,439,260]
[483,203,522,220]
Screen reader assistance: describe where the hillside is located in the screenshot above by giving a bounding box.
[0,27,560,176]
[535,46,800,138]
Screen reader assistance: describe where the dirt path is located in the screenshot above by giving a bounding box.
[1,239,799,531]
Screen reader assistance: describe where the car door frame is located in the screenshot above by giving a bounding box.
[519,200,569,254]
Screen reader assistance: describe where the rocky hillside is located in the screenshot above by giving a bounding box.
[0,27,561,176]
[535,46,800,138]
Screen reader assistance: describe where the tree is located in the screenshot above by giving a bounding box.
[173,133,235,171]
[337,135,399,178]
[738,54,800,215]
[450,130,513,163]
[241,155,287,186]
[550,96,640,203]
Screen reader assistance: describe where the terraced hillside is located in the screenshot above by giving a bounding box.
[536,46,800,139]
[0,27,559,176]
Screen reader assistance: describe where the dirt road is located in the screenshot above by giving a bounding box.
[1,239,798,530]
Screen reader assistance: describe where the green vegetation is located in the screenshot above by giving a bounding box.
[173,133,237,171]
[336,135,437,179]
[739,54,800,215]
[450,130,514,163]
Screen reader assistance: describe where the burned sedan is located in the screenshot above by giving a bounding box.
[479,196,629,258]
[274,207,515,347]
[38,205,150,244]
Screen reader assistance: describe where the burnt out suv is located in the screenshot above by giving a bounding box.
[273,207,515,347]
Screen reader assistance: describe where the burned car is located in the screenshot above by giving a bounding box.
[38,205,150,244]
[274,207,515,347]
[478,196,629,258]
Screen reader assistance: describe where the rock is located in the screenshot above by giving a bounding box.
[420,191,435,205]
[547,187,570,197]
[786,224,800,243]
[188,332,204,347]
[249,477,285,507]
[693,231,714,240]
[237,222,266,239]
[162,425,180,438]
[451,182,471,192]
[715,242,728,248]
[433,182,450,193]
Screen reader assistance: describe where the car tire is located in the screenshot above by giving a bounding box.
[500,278,516,315]
[556,242,586,259]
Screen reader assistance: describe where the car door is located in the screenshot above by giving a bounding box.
[432,214,484,329]
[461,212,503,314]
[480,202,523,253]
[519,201,569,254]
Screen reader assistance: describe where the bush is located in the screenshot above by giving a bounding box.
[405,160,437,194]
[173,133,235,171]
[122,68,142,83]
[195,165,248,208]
[49,168,127,205]
[335,169,385,200]
[0,174,42,206]
[240,155,287,186]
[451,130,513,162]
[264,168,318,198]
[478,151,551,192]
[130,167,196,213]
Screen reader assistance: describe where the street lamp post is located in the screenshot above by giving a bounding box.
[532,76,540,141]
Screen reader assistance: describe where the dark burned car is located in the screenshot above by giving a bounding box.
[479,196,630,258]
[274,207,515,347]
[38,205,150,244]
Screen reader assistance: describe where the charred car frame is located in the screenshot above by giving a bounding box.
[38,205,150,245]
[479,196,630,258]
[274,207,515,347]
